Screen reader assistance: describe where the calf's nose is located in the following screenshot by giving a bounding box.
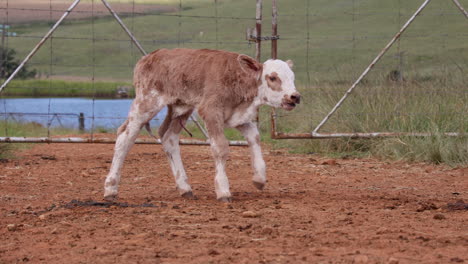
[290,92,301,104]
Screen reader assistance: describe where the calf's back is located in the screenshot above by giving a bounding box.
[133,48,262,108]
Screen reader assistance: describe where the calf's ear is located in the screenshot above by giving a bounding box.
[286,60,294,69]
[238,54,262,75]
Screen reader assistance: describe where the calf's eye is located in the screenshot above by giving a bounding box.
[269,76,277,82]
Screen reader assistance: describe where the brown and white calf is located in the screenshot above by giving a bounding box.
[104,48,300,202]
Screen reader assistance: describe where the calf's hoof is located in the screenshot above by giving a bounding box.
[217,196,232,203]
[253,181,265,190]
[181,191,197,200]
[103,194,118,202]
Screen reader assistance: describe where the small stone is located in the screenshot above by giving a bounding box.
[387,257,399,264]
[262,227,273,235]
[7,224,17,231]
[59,221,72,227]
[39,214,47,220]
[321,159,337,165]
[433,214,446,220]
[242,211,260,218]
[354,255,369,264]
[118,224,133,234]
[416,202,438,212]
[376,227,388,234]
[208,249,220,256]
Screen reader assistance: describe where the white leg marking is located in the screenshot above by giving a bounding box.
[162,128,192,195]
[214,160,231,199]
[237,122,266,189]
[104,100,164,200]
[210,138,231,200]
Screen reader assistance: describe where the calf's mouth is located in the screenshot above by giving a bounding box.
[281,101,296,111]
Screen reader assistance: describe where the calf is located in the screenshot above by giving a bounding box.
[104,48,300,202]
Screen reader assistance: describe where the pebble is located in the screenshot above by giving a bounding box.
[433,214,446,220]
[7,224,17,231]
[387,257,399,264]
[242,211,260,218]
[208,249,220,256]
[262,227,274,235]
[321,159,337,165]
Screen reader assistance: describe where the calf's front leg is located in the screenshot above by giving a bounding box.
[209,133,231,202]
[236,122,266,190]
[201,109,232,201]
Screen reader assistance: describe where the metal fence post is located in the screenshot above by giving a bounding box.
[270,0,279,139]
[79,113,85,132]
[271,0,278,60]
[255,0,263,62]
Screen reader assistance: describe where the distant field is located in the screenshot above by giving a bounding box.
[3,0,467,83]
[0,0,177,24]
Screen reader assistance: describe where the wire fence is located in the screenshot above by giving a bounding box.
[0,0,467,143]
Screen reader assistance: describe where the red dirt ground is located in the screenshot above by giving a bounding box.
[0,141,467,263]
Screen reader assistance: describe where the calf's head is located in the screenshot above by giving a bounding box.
[261,59,300,111]
[238,55,300,111]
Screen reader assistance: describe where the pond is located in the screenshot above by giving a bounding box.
[0,98,168,131]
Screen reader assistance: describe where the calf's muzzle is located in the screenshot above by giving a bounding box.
[290,92,301,104]
[281,92,301,111]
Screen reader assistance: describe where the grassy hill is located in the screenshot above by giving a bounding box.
[5,0,467,82]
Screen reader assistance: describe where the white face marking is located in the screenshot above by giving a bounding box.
[259,59,299,110]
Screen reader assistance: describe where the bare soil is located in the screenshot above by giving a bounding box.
[0,140,467,263]
[1,0,177,24]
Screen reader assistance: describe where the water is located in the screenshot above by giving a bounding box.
[0,98,168,131]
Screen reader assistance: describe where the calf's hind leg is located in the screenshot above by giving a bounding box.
[104,98,164,200]
[159,107,195,198]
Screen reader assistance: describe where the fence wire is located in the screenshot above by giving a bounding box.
[0,0,467,142]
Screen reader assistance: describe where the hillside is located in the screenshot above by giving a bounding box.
[4,0,467,83]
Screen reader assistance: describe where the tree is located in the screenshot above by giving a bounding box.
[0,47,37,79]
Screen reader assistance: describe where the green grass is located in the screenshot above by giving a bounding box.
[259,75,467,166]
[1,0,467,165]
[0,120,80,159]
[2,80,133,97]
[0,120,79,137]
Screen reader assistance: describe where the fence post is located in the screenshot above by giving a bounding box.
[255,0,262,62]
[79,113,85,132]
[271,0,278,60]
